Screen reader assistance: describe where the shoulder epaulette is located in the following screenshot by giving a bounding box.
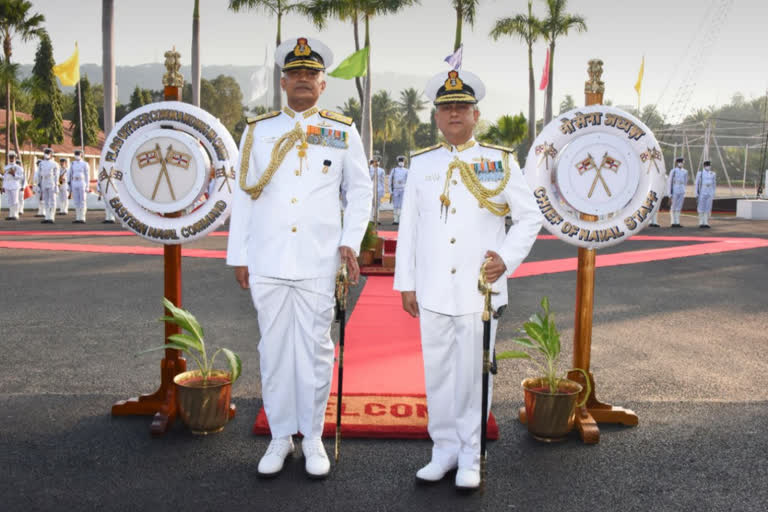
[319,110,353,126]
[479,142,514,154]
[247,111,280,124]
[410,144,441,158]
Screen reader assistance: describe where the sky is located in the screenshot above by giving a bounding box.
[18,0,768,121]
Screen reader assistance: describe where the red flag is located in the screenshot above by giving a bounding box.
[539,49,550,91]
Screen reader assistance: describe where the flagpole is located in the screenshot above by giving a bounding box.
[77,79,85,154]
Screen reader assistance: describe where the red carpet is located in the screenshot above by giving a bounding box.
[252,275,499,439]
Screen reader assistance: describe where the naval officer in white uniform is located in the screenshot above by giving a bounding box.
[37,148,59,223]
[394,69,541,490]
[227,36,372,479]
[695,160,716,228]
[69,150,90,223]
[389,155,408,224]
[668,157,688,228]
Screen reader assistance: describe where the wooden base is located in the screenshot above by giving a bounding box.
[518,371,637,445]
[112,356,187,437]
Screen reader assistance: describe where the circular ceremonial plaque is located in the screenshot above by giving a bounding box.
[99,101,237,244]
[524,105,666,249]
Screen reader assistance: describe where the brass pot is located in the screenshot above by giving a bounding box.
[174,370,233,435]
[522,377,583,442]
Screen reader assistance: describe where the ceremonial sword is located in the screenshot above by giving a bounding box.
[334,262,349,462]
[478,258,498,487]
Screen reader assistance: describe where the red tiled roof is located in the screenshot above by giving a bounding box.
[0,109,104,156]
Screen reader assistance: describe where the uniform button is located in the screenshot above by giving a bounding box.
[295,170,301,176]
[291,197,297,204]
[450,268,456,274]
[452,179,457,185]
[291,226,297,233]
[450,237,456,244]
[451,208,456,214]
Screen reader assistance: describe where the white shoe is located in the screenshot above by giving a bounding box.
[302,437,330,478]
[257,437,294,477]
[415,460,457,482]
[455,468,481,490]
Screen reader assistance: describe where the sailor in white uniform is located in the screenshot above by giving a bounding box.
[227,36,372,480]
[369,156,385,220]
[667,157,688,228]
[37,148,59,223]
[69,150,90,223]
[3,152,23,220]
[394,69,541,490]
[695,160,716,228]
[58,158,70,215]
[389,155,408,224]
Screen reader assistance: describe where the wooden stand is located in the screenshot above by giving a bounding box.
[519,62,638,443]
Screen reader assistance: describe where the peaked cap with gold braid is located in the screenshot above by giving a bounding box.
[275,37,334,72]
[425,69,486,105]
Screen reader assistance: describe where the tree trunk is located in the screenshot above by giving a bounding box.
[545,41,555,124]
[5,82,10,160]
[527,41,535,151]
[454,4,462,52]
[11,99,20,156]
[361,15,372,160]
[191,0,201,107]
[102,0,116,134]
[273,13,282,110]
[353,14,363,107]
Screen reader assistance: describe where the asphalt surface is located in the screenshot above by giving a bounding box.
[1,209,767,512]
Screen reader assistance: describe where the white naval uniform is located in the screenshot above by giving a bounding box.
[58,165,70,214]
[667,166,688,225]
[16,165,26,214]
[69,159,90,222]
[3,164,22,218]
[227,106,372,439]
[389,165,408,222]
[33,163,43,216]
[369,165,385,214]
[695,168,716,225]
[37,158,59,221]
[650,170,668,225]
[394,139,541,472]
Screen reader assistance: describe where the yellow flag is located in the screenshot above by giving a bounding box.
[634,56,644,97]
[53,42,80,86]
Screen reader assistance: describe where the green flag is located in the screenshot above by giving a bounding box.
[328,47,368,79]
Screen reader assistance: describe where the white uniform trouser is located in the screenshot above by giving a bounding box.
[420,308,497,472]
[104,202,115,221]
[58,187,69,213]
[249,274,335,439]
[42,186,57,219]
[6,189,19,217]
[18,188,24,213]
[71,185,87,221]
[669,191,685,224]
[392,188,404,221]
[697,193,714,225]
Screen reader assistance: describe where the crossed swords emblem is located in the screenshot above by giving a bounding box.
[135,143,192,201]
[575,152,621,198]
[640,147,663,174]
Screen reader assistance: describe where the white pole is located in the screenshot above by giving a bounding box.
[742,144,748,198]
[77,80,85,154]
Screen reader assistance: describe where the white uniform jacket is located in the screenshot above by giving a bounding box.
[389,166,408,191]
[394,139,541,316]
[68,160,90,190]
[227,107,373,279]
[3,164,22,193]
[370,166,386,195]
[37,159,59,191]
[695,169,716,198]
[668,167,688,196]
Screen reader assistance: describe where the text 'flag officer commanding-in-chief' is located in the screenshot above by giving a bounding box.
[393,68,541,490]
[226,36,372,480]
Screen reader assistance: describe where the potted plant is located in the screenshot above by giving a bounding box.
[359,221,378,266]
[497,297,590,442]
[142,298,242,435]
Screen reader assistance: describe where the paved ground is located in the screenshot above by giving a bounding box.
[1,209,767,511]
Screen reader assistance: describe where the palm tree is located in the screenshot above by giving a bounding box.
[490,0,542,152]
[0,0,45,158]
[479,113,528,148]
[191,0,201,106]
[304,0,419,159]
[338,96,361,126]
[397,87,427,155]
[541,0,587,124]
[102,0,115,133]
[452,0,479,51]
[371,90,399,165]
[15,116,41,181]
[0,58,21,153]
[228,0,307,110]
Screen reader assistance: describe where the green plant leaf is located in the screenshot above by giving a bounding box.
[167,333,204,355]
[137,342,190,355]
[511,336,535,348]
[541,296,550,314]
[495,350,531,360]
[161,297,204,342]
[220,348,242,383]
[523,322,545,343]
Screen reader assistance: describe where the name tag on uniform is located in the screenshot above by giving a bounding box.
[306,125,348,149]
[473,160,505,182]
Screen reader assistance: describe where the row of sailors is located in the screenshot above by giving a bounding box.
[369,155,409,224]
[1,148,115,224]
[648,157,717,229]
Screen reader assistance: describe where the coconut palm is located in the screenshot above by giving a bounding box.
[102,0,115,133]
[490,0,542,152]
[0,0,45,158]
[541,0,587,124]
[397,87,427,155]
[228,0,308,111]
[303,0,419,159]
[452,0,480,51]
[0,58,21,154]
[338,96,361,127]
[371,90,399,165]
[478,113,528,148]
[191,0,200,106]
